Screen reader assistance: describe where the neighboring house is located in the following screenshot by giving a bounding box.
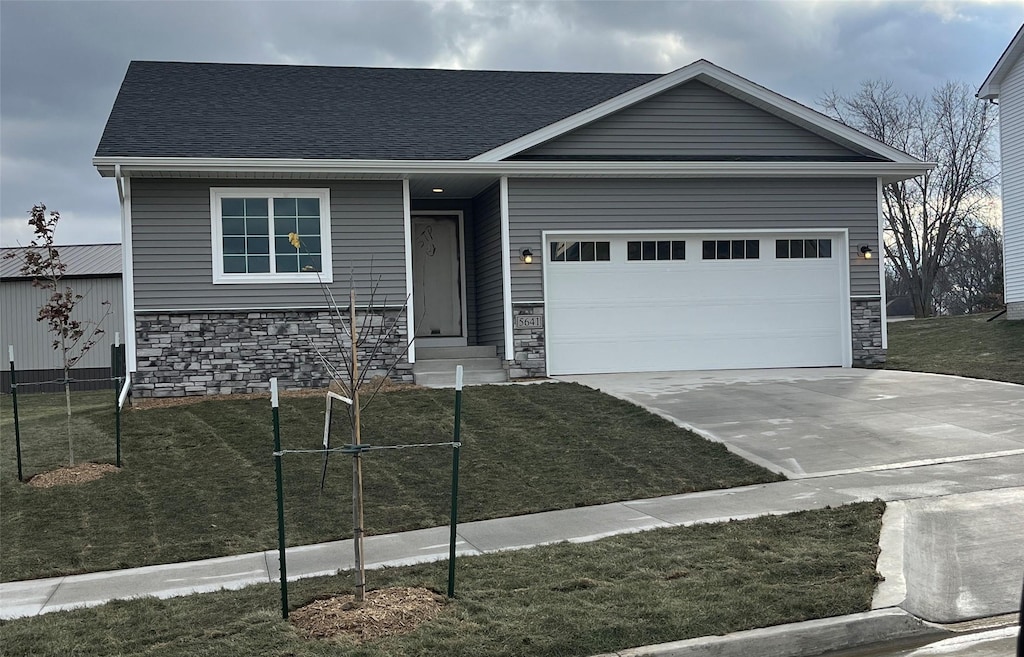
[980,24,1024,321]
[1,244,124,392]
[94,59,931,397]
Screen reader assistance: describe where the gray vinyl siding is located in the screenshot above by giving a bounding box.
[1,276,124,371]
[472,184,505,357]
[411,199,477,342]
[131,179,406,311]
[507,178,880,299]
[517,81,862,160]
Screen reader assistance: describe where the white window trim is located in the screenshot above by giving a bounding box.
[210,187,333,284]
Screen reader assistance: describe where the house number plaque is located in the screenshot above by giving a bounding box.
[514,315,543,329]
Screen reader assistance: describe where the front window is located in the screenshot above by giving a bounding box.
[211,188,332,284]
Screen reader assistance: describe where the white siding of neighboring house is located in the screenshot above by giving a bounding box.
[1001,52,1024,317]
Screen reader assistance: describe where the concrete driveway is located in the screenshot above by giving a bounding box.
[560,368,1024,479]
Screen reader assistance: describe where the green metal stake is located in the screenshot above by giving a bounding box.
[447,365,463,598]
[271,377,289,619]
[9,346,24,483]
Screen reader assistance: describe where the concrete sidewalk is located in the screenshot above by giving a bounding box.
[4,454,1023,621]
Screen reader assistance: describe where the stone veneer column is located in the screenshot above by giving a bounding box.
[509,304,546,379]
[132,310,411,397]
[851,299,886,366]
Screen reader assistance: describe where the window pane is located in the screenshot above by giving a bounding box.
[565,242,580,261]
[223,236,246,255]
[223,255,247,273]
[818,239,832,258]
[805,239,818,258]
[302,235,321,254]
[671,241,685,260]
[244,198,268,217]
[274,198,297,217]
[298,217,320,235]
[656,241,670,260]
[627,241,640,261]
[297,198,320,216]
[703,241,716,260]
[223,217,245,236]
[247,216,268,235]
[730,240,744,259]
[642,241,656,260]
[596,242,610,261]
[791,239,804,258]
[581,241,596,261]
[222,198,245,217]
[275,217,296,236]
[276,254,299,273]
[551,242,566,262]
[247,237,269,254]
[776,240,789,259]
[300,255,322,272]
[275,236,293,254]
[248,256,270,273]
[746,240,759,259]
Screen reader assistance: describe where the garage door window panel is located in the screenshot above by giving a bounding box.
[703,239,760,260]
[550,241,611,263]
[775,239,833,259]
[627,240,686,262]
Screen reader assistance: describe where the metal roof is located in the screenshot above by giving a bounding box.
[95,61,658,160]
[1,244,122,279]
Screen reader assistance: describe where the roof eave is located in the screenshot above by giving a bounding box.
[93,156,933,183]
[979,24,1024,100]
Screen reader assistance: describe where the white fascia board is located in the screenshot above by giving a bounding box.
[469,59,924,165]
[93,156,933,182]
[979,24,1024,99]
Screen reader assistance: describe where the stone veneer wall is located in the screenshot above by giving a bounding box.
[1008,301,1024,321]
[851,299,885,366]
[508,303,546,379]
[133,310,411,397]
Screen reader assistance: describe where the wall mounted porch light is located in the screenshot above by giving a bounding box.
[520,248,534,264]
[859,245,873,259]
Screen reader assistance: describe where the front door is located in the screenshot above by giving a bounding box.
[412,214,464,340]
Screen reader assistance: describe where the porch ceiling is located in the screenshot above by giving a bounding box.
[408,174,498,200]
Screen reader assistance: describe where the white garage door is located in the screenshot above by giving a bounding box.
[544,233,849,375]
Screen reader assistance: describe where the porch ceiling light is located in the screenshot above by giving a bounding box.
[859,245,873,259]
[520,248,534,264]
[432,187,444,193]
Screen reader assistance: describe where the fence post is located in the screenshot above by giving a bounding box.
[447,365,463,598]
[271,378,289,619]
[9,346,24,483]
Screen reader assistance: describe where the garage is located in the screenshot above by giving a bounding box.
[543,232,850,375]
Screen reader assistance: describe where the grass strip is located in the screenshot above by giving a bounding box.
[886,313,1024,385]
[1,382,782,581]
[0,502,885,657]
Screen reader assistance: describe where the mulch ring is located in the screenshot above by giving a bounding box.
[27,462,120,488]
[290,586,448,642]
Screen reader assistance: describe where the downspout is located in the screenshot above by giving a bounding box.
[115,165,138,373]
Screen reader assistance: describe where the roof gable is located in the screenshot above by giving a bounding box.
[474,60,919,164]
[979,23,1024,99]
[513,80,874,161]
[96,62,657,161]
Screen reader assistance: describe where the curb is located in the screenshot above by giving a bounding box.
[592,608,950,657]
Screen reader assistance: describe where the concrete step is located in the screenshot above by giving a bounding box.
[415,369,508,388]
[412,357,504,374]
[416,345,497,360]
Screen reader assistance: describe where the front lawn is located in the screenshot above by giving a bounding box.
[0,502,884,657]
[886,313,1024,384]
[1,383,783,582]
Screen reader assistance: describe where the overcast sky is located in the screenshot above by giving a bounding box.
[1,0,1021,247]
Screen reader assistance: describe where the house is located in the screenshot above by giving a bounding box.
[93,60,931,397]
[979,24,1024,321]
[1,244,124,392]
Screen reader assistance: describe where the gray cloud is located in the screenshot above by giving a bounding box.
[1,0,1021,246]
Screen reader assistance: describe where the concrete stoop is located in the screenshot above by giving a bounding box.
[413,345,507,387]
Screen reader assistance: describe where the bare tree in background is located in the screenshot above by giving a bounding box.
[821,81,999,317]
[933,223,1004,315]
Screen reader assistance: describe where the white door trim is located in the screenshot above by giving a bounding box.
[411,210,468,346]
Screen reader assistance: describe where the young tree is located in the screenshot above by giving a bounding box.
[821,81,999,317]
[2,204,111,465]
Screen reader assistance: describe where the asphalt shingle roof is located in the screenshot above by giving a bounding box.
[96,62,660,160]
